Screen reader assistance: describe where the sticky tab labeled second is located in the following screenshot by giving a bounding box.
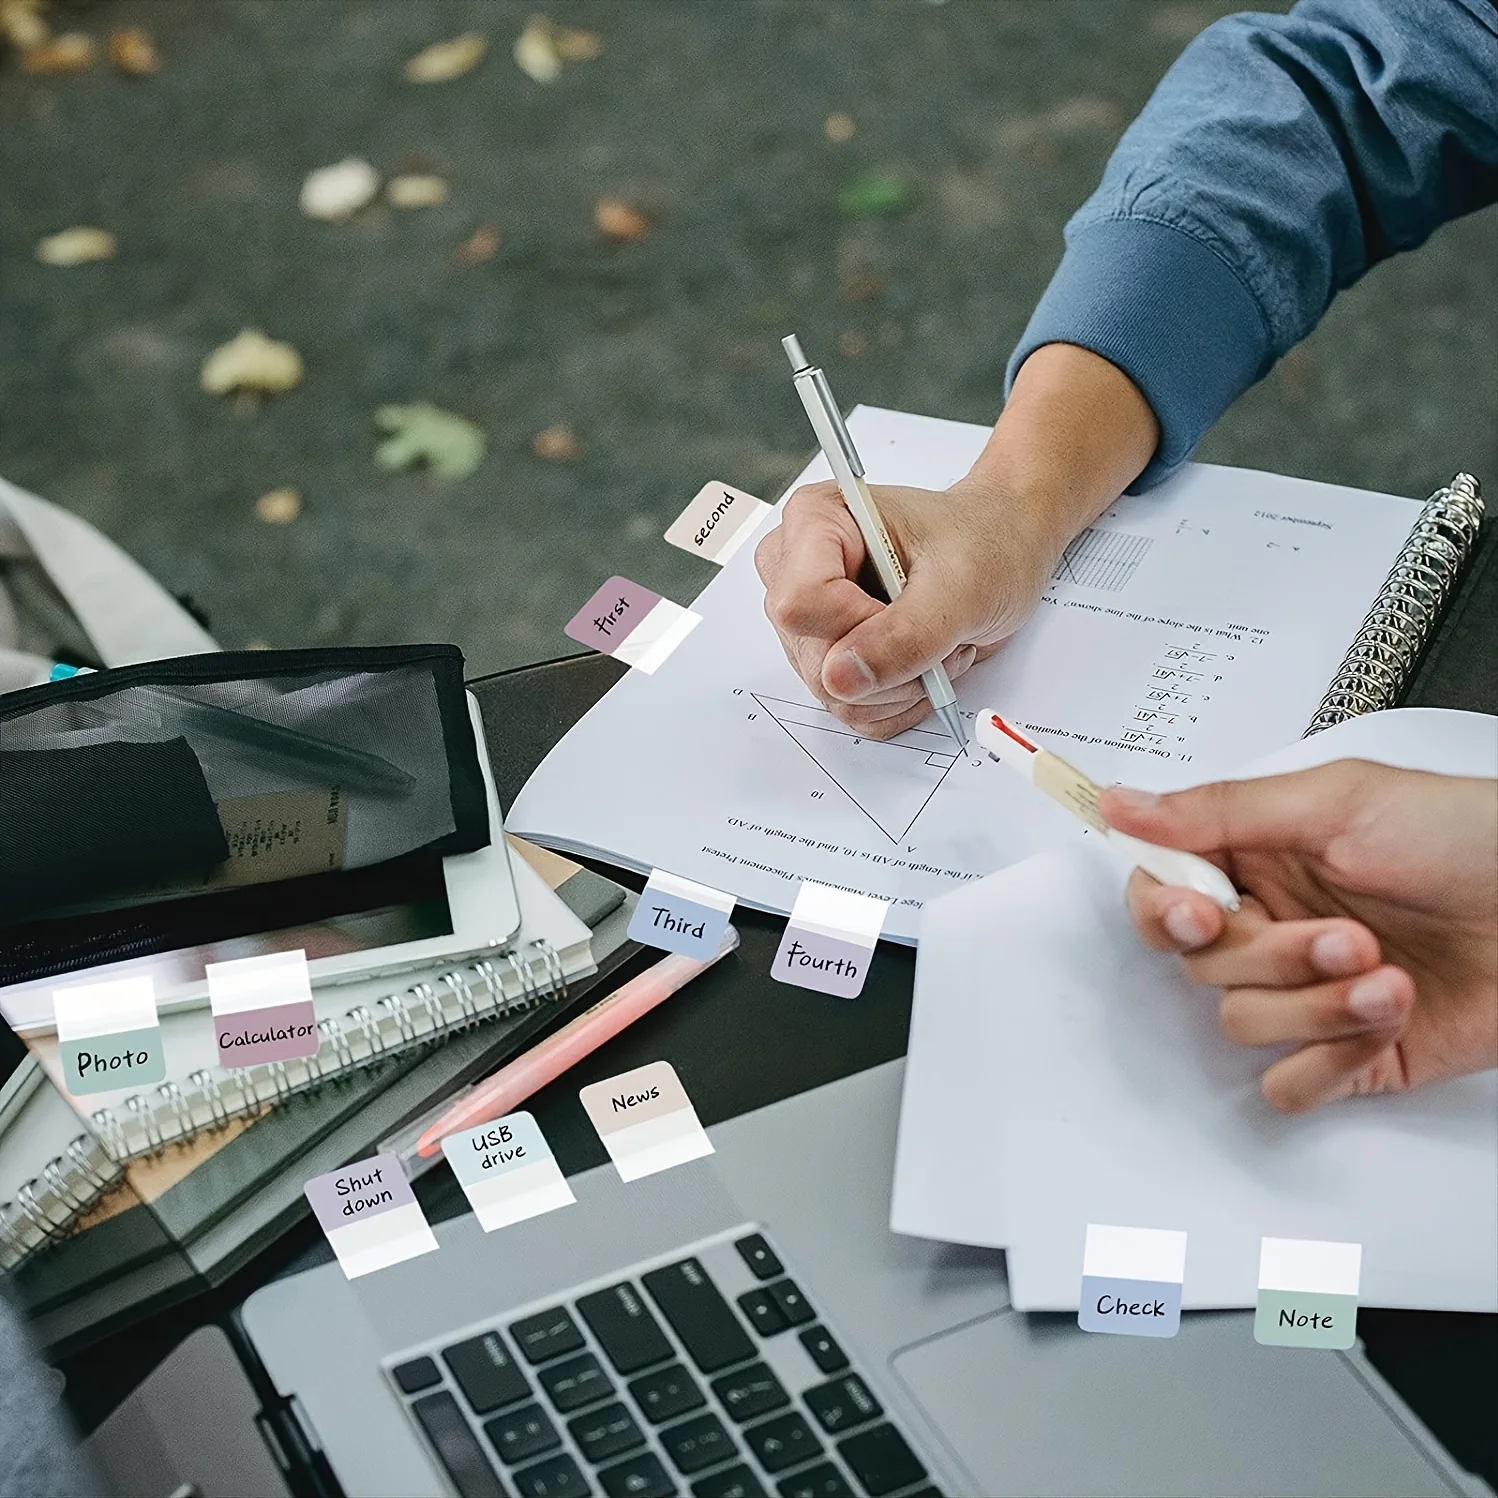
[442,1111,575,1232]
[628,869,736,958]
[1078,1223,1186,1338]
[207,949,320,1066]
[565,576,701,674]
[580,1060,713,1183]
[1255,1236,1360,1349]
[304,1152,438,1279]
[771,881,889,999]
[53,976,165,1096]
[664,481,771,565]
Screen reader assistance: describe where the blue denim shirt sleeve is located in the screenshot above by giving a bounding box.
[1005,0,1498,491]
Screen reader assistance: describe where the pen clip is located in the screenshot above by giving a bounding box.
[807,368,865,478]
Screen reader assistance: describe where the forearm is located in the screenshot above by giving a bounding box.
[964,343,1158,555]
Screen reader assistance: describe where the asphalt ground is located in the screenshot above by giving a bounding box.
[2,0,1495,674]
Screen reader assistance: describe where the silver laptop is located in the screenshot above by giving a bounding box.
[241,1062,1488,1498]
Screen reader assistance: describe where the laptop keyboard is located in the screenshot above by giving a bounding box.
[385,1226,941,1498]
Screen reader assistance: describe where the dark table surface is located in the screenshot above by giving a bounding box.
[54,517,1498,1489]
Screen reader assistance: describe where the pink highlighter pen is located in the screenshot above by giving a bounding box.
[416,925,740,1157]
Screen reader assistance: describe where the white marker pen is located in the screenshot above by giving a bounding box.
[975,710,1241,911]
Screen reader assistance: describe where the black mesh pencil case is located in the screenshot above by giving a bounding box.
[0,644,488,932]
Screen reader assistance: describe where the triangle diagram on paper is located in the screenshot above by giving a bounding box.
[750,693,961,844]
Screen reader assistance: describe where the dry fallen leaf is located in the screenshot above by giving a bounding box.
[201,329,304,396]
[404,32,486,83]
[824,111,855,143]
[838,330,871,359]
[839,265,883,302]
[109,27,160,75]
[594,196,650,244]
[254,488,302,524]
[22,31,93,73]
[299,158,380,221]
[552,22,603,62]
[35,226,116,265]
[532,424,581,462]
[374,404,486,480]
[0,0,49,51]
[387,173,448,209]
[514,14,601,83]
[453,223,502,265]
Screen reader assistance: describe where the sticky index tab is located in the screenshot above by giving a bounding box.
[664,481,772,565]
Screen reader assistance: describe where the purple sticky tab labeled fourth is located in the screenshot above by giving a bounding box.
[304,1152,437,1279]
[771,881,890,999]
[565,575,701,675]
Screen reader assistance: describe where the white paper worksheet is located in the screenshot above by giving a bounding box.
[509,407,1423,942]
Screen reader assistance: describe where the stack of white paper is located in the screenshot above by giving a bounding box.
[892,708,1498,1312]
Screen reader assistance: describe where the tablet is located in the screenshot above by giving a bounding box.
[0,693,521,1035]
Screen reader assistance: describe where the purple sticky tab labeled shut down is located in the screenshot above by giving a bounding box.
[304,1152,415,1233]
[565,576,661,656]
[770,928,873,999]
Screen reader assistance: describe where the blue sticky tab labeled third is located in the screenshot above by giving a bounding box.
[628,869,736,959]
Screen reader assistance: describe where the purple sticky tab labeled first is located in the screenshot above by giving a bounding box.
[565,576,661,656]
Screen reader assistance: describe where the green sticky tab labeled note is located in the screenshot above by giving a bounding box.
[53,976,166,1096]
[1254,1237,1360,1350]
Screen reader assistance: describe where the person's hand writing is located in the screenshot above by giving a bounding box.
[1099,762,1498,1114]
[755,343,1160,738]
[754,475,1061,738]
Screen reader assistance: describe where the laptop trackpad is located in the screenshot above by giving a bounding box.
[891,1308,1460,1498]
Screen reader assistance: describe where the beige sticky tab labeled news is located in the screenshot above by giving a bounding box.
[580,1060,714,1183]
[664,481,772,565]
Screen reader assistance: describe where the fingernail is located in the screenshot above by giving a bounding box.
[1163,900,1210,950]
[1310,927,1362,976]
[1347,971,1403,1025]
[1106,787,1161,814]
[826,648,877,702]
[950,644,976,674]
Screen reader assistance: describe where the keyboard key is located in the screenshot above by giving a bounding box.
[642,1258,756,1373]
[511,1307,586,1365]
[797,1328,848,1376]
[660,1412,737,1475]
[710,1363,788,1423]
[598,1451,674,1498]
[410,1391,509,1498]
[628,1362,705,1424]
[568,1401,646,1464]
[444,1332,533,1415]
[693,1466,767,1498]
[837,1425,927,1497]
[577,1284,673,1374]
[775,1464,854,1498]
[802,1375,882,1436]
[767,1280,814,1328]
[393,1356,442,1394]
[512,1454,590,1498]
[736,1289,786,1338]
[540,1353,614,1414]
[744,1412,822,1474]
[485,1403,561,1466]
[734,1233,783,1281]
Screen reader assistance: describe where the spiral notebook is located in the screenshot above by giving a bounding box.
[510,405,1485,942]
[0,840,640,1347]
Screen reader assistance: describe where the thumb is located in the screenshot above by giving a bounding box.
[1098,764,1364,858]
[822,568,964,702]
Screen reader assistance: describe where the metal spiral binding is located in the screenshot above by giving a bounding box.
[1,937,567,1267]
[1306,474,1484,734]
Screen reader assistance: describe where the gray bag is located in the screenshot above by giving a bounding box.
[0,476,217,694]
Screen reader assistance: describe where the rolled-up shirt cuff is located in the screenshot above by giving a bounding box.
[1005,216,1272,491]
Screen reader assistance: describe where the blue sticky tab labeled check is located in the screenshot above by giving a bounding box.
[628,869,736,959]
